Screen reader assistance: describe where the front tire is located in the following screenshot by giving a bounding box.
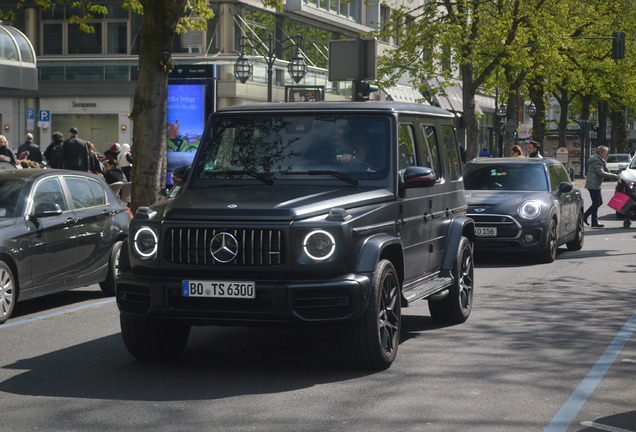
[0,261,16,325]
[120,315,191,361]
[100,240,122,296]
[345,260,401,370]
[538,219,558,263]
[429,236,474,324]
[566,212,585,251]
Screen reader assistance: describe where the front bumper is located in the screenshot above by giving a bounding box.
[469,213,548,252]
[116,271,372,325]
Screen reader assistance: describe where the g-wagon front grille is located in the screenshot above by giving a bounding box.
[164,227,286,266]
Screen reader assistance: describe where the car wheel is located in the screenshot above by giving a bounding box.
[0,261,16,325]
[538,219,558,263]
[566,212,585,251]
[624,219,631,229]
[429,236,474,324]
[120,315,191,361]
[99,241,122,296]
[344,259,401,370]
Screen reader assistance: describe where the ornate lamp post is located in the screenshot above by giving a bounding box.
[495,103,507,157]
[233,34,307,102]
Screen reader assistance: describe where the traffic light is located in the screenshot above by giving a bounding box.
[612,32,626,60]
[353,81,379,101]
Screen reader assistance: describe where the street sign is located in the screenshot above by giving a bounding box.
[26,108,35,131]
[38,110,50,122]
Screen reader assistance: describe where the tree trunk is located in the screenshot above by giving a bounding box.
[460,63,479,161]
[130,0,188,213]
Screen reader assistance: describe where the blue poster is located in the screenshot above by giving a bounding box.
[166,84,206,184]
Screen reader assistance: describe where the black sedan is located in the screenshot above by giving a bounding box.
[463,157,584,263]
[0,169,130,323]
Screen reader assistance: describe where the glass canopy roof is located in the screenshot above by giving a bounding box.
[0,23,37,90]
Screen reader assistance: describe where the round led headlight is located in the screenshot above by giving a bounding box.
[519,200,542,219]
[134,226,158,258]
[302,230,336,261]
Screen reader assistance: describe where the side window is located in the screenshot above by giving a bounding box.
[65,177,107,209]
[398,123,417,170]
[32,178,68,211]
[440,125,462,181]
[421,125,442,178]
[548,165,568,191]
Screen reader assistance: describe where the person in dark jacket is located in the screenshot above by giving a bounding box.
[103,159,127,184]
[583,145,619,228]
[527,140,543,158]
[44,132,65,168]
[0,135,18,166]
[61,127,90,171]
[17,133,43,164]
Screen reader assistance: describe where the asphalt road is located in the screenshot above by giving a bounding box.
[0,182,634,432]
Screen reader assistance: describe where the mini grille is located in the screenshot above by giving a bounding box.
[164,227,285,266]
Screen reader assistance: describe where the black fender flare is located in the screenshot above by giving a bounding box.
[440,216,475,277]
[354,233,404,281]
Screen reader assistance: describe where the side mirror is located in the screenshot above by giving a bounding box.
[31,203,63,219]
[557,181,573,194]
[171,166,190,187]
[402,166,437,189]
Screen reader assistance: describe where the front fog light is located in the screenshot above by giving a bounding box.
[134,227,158,258]
[519,200,541,219]
[303,230,336,261]
[523,233,535,243]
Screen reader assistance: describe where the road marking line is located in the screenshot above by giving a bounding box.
[1,298,116,329]
[543,310,636,432]
[580,421,634,432]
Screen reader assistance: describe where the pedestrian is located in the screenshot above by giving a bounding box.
[479,146,491,157]
[44,132,65,168]
[0,135,18,166]
[61,127,90,171]
[86,141,104,175]
[17,133,43,165]
[510,145,524,157]
[101,143,120,162]
[103,159,127,184]
[117,143,133,181]
[583,145,619,228]
[527,140,543,158]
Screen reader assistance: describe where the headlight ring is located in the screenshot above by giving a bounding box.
[519,200,542,219]
[133,226,158,258]
[302,230,336,261]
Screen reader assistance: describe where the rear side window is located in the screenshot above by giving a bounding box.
[440,125,462,180]
[421,125,442,178]
[65,177,107,208]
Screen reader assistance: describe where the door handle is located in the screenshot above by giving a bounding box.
[66,217,79,226]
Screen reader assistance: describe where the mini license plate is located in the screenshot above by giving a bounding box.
[475,227,497,237]
[182,280,256,299]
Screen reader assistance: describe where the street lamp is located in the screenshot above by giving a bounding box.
[579,117,597,178]
[526,102,536,117]
[234,34,307,102]
[495,103,507,157]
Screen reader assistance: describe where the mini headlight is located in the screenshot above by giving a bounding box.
[133,226,158,258]
[519,200,542,219]
[303,230,336,261]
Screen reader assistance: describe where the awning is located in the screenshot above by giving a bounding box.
[0,24,37,91]
[428,77,495,115]
[382,85,428,104]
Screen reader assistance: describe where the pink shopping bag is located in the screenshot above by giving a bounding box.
[607,191,634,214]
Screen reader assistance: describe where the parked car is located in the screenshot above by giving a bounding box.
[0,169,130,324]
[116,101,475,370]
[606,153,632,174]
[463,157,584,263]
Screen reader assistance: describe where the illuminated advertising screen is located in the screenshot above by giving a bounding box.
[166,83,206,184]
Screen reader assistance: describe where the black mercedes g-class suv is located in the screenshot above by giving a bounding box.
[116,101,475,370]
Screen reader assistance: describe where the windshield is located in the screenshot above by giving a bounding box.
[191,114,390,185]
[607,155,631,163]
[464,163,549,191]
[0,179,25,217]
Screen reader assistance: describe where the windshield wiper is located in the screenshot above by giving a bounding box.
[202,170,274,185]
[305,170,359,185]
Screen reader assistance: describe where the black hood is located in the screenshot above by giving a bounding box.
[163,185,395,221]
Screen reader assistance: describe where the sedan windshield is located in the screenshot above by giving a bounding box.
[0,179,25,217]
[464,164,549,191]
[607,155,631,163]
[191,114,390,185]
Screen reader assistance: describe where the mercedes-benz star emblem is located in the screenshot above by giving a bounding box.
[210,232,239,263]
[475,208,486,213]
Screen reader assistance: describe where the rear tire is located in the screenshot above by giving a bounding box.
[566,212,585,251]
[344,260,401,370]
[429,236,474,324]
[100,241,122,296]
[120,315,191,361]
[0,261,16,325]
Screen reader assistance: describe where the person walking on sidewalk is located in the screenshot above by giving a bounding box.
[583,145,619,228]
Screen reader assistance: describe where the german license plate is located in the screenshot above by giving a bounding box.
[475,227,497,237]
[182,280,256,299]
